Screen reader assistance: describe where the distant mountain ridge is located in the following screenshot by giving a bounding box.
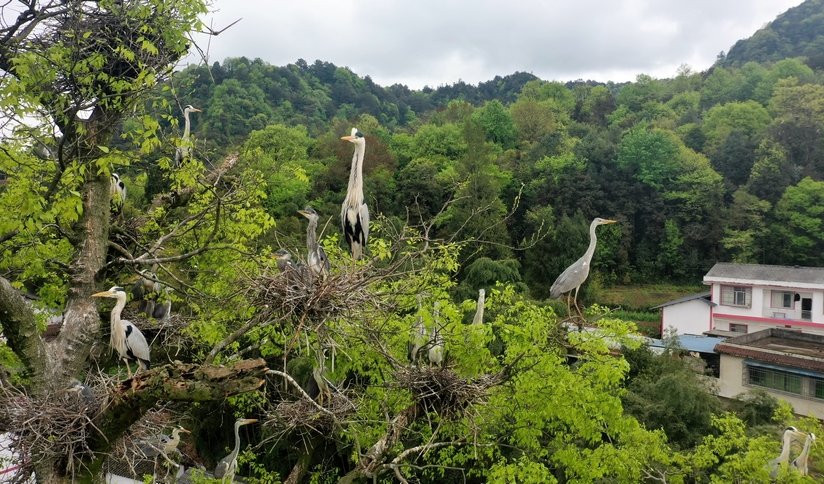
[719,0,824,68]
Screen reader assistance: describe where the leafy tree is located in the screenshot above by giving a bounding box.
[771,177,824,266]
[473,99,517,148]
[721,189,772,263]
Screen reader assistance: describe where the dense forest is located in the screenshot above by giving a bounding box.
[2,0,824,482]
[142,41,824,300]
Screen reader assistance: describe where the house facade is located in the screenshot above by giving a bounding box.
[715,329,824,419]
[653,292,715,336]
[704,263,824,336]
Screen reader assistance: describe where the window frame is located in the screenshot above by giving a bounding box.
[720,285,751,308]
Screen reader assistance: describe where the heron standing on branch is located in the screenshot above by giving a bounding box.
[408,295,427,365]
[428,302,444,367]
[110,173,126,214]
[91,286,151,378]
[174,104,201,166]
[472,289,485,325]
[550,217,617,318]
[340,128,369,259]
[298,206,330,277]
[768,426,806,477]
[214,418,258,483]
[791,432,816,476]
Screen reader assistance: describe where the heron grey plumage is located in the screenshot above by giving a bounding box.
[214,418,258,483]
[67,379,96,410]
[298,207,330,277]
[428,302,444,367]
[472,289,485,325]
[549,217,617,317]
[174,104,201,166]
[110,173,126,213]
[139,426,190,459]
[768,426,806,477]
[91,286,151,378]
[408,295,427,364]
[340,128,369,260]
[791,432,816,476]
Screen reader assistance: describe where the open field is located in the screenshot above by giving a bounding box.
[598,283,705,311]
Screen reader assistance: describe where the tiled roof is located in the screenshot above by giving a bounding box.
[715,328,824,372]
[704,262,824,286]
[651,291,714,309]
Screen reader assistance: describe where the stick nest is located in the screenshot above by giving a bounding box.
[249,265,388,325]
[267,392,357,436]
[395,366,504,418]
[0,379,107,480]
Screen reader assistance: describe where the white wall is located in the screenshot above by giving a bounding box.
[662,300,711,335]
[717,355,824,419]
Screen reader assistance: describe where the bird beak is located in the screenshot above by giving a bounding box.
[242,418,258,424]
[297,209,309,218]
[603,219,618,224]
[191,107,202,112]
[340,135,354,142]
[91,290,113,298]
[180,428,191,434]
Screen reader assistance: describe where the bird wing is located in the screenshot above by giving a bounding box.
[317,246,330,273]
[213,458,230,478]
[124,322,151,368]
[359,202,369,247]
[549,256,589,298]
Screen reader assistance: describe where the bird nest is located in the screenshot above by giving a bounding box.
[395,366,504,418]
[105,407,186,483]
[267,393,357,437]
[248,266,388,326]
[0,380,107,480]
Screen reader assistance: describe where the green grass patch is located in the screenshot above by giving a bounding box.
[598,283,705,311]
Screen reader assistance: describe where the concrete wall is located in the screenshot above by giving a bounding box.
[717,354,824,419]
[662,300,711,335]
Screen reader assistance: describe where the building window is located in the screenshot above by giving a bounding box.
[814,378,824,400]
[771,291,794,309]
[720,285,751,308]
[747,366,802,394]
[729,323,748,334]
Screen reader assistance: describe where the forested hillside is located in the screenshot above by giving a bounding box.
[721,0,824,68]
[141,50,824,301]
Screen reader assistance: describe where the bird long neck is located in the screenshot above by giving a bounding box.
[307,218,318,251]
[583,221,599,265]
[183,111,192,139]
[473,295,485,325]
[779,432,794,462]
[110,294,127,328]
[345,143,365,204]
[232,421,243,458]
[798,435,812,464]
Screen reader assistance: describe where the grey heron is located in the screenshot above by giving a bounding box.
[139,426,190,459]
[340,128,369,260]
[174,105,201,166]
[214,418,258,483]
[132,270,172,320]
[408,295,427,365]
[67,379,96,410]
[428,302,444,367]
[91,286,151,378]
[110,173,126,213]
[549,217,617,317]
[298,207,330,277]
[791,432,816,476]
[769,426,806,477]
[273,248,308,285]
[472,289,485,325]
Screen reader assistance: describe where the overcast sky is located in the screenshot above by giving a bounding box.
[184,1,805,89]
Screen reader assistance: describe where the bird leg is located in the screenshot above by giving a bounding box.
[572,286,584,329]
[124,358,133,379]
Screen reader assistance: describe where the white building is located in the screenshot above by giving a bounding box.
[715,328,824,419]
[653,292,715,336]
[704,263,824,335]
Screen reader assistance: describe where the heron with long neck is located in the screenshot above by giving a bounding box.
[91,286,151,378]
[298,206,330,277]
[340,128,369,260]
[550,217,617,318]
[768,426,806,477]
[214,418,258,483]
[408,295,427,365]
[174,104,201,166]
[791,432,816,476]
[472,289,485,325]
[428,301,444,367]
